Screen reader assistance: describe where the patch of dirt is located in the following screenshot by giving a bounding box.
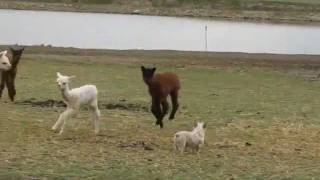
[118,140,158,151]
[15,98,149,112]
[100,102,149,112]
[15,99,66,108]
[214,141,241,149]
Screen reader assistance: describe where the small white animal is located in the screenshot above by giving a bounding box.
[173,122,206,154]
[52,72,100,135]
[0,50,11,71]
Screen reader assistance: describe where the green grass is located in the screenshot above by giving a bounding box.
[1,47,320,179]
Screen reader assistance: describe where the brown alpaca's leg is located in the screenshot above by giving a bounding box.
[151,98,163,128]
[6,73,16,102]
[161,99,169,119]
[169,90,179,120]
[0,72,6,98]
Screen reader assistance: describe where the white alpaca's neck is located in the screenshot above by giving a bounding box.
[61,84,71,102]
[192,127,205,139]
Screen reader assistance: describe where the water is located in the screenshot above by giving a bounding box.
[1,9,320,55]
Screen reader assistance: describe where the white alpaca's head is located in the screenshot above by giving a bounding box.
[193,122,206,132]
[56,72,75,90]
[0,50,11,71]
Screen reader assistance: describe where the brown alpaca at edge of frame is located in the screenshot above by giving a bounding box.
[141,66,180,128]
[0,45,25,101]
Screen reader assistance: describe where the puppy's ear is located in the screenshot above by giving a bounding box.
[141,66,145,71]
[203,123,207,129]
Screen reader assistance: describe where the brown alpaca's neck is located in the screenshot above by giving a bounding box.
[11,54,22,68]
[144,77,154,86]
[7,50,22,69]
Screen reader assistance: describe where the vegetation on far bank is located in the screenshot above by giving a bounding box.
[1,0,320,23]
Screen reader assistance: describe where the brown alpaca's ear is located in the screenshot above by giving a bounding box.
[10,45,25,52]
[141,66,145,71]
[152,67,156,73]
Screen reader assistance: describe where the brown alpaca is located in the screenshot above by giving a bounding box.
[141,66,180,128]
[0,46,25,101]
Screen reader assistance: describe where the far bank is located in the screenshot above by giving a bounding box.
[1,0,320,24]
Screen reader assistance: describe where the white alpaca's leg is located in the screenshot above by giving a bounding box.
[173,134,186,154]
[59,119,66,135]
[52,110,67,131]
[195,145,200,157]
[173,141,177,152]
[52,108,75,134]
[59,108,77,135]
[92,107,100,134]
[180,142,186,154]
[173,137,178,153]
[177,137,186,154]
[90,100,100,134]
[173,140,179,157]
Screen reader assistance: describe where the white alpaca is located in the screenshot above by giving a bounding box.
[0,50,11,71]
[52,72,100,135]
[173,122,206,154]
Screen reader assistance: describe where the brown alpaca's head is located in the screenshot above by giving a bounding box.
[10,45,25,55]
[9,45,25,67]
[141,66,156,84]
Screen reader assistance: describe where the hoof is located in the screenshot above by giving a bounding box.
[155,121,163,128]
[52,127,58,132]
[159,122,164,128]
[52,127,61,134]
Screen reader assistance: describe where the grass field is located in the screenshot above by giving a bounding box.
[1,47,320,179]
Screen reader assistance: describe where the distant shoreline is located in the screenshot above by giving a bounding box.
[1,45,320,72]
[1,1,320,25]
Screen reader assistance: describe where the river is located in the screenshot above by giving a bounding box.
[1,9,320,54]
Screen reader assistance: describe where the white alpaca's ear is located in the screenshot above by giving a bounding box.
[68,75,76,79]
[0,51,5,57]
[0,50,7,54]
[193,120,197,127]
[57,72,62,77]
